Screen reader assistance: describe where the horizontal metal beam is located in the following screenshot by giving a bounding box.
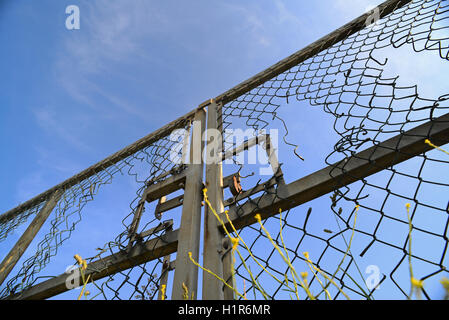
[145,170,187,203]
[222,113,449,231]
[221,135,262,161]
[8,229,179,300]
[156,195,184,215]
[138,220,173,239]
[199,0,411,108]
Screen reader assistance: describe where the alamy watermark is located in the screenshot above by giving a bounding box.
[169,125,280,176]
[65,265,81,290]
[365,5,381,31]
[65,5,80,30]
[365,264,382,291]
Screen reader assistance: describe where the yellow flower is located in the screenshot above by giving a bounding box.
[411,277,424,289]
[182,282,189,300]
[405,203,411,210]
[230,237,239,250]
[303,252,310,260]
[82,260,88,271]
[84,291,90,296]
[160,284,167,301]
[440,277,449,290]
[188,251,192,258]
[300,272,308,279]
[355,205,360,210]
[202,188,209,202]
[254,214,261,222]
[424,139,449,155]
[74,254,83,265]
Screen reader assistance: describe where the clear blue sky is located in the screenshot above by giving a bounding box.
[1,0,448,300]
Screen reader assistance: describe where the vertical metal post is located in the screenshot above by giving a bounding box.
[0,189,63,286]
[217,101,235,299]
[221,237,236,300]
[158,254,171,300]
[202,100,228,299]
[171,108,206,300]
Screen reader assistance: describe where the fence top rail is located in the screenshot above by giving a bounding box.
[199,0,412,108]
[0,108,198,224]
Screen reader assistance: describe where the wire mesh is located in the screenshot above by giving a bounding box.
[0,203,46,244]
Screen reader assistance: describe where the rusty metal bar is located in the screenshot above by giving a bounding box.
[223,170,283,207]
[223,172,240,189]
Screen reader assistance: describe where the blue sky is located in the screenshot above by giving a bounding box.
[1,0,449,300]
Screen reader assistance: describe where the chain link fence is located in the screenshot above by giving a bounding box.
[1,0,448,300]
